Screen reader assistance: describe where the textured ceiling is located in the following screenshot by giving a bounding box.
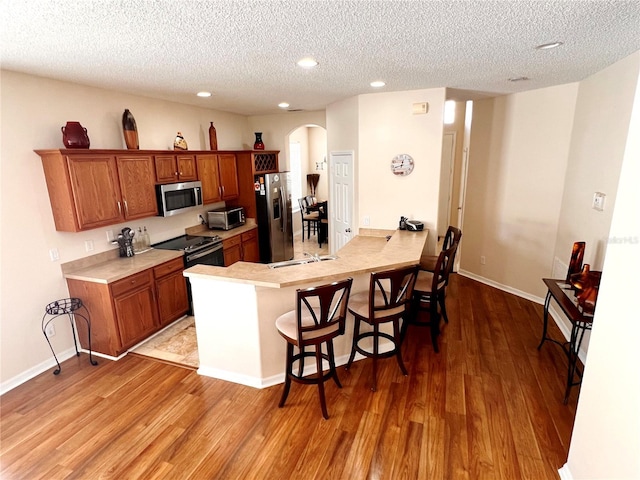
[2,1,640,115]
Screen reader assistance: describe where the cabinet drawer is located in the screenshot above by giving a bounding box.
[153,257,184,279]
[111,269,153,297]
[241,229,257,242]
[223,235,242,248]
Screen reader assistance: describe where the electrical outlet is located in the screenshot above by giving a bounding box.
[480,255,486,265]
[85,240,94,252]
[363,216,370,226]
[106,230,115,242]
[45,323,55,337]
[49,248,59,262]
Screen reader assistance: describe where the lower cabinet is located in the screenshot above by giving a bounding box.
[223,228,260,266]
[154,257,189,326]
[67,258,189,357]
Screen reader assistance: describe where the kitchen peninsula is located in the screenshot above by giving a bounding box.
[184,229,429,388]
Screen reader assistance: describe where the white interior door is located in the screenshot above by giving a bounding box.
[329,151,354,252]
[438,133,456,237]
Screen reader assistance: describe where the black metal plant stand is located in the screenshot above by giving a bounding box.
[42,298,98,375]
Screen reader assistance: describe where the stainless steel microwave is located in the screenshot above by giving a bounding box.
[207,206,246,230]
[156,181,203,217]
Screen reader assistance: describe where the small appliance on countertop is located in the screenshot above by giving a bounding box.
[405,220,424,231]
[207,206,246,230]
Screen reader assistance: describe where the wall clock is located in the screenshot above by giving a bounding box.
[391,154,414,176]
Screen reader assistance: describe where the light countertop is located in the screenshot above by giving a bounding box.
[184,229,429,288]
[63,249,184,284]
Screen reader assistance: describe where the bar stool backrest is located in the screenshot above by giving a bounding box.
[367,265,419,321]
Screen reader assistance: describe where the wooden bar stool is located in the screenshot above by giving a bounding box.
[345,265,419,392]
[276,278,353,419]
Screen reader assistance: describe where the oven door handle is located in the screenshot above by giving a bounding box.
[186,245,223,263]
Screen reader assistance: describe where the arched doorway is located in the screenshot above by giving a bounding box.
[286,124,328,257]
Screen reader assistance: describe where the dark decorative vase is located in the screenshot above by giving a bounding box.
[254,132,264,150]
[122,109,139,149]
[61,121,90,148]
[209,122,218,150]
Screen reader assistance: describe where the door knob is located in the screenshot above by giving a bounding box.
[345,228,351,233]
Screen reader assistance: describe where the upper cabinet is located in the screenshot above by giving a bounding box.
[36,149,277,232]
[196,153,239,204]
[116,155,159,220]
[40,151,124,231]
[154,154,197,183]
[227,151,279,219]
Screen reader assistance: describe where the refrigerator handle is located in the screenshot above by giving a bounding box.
[280,185,287,233]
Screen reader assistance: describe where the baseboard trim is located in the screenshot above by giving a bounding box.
[558,463,573,480]
[457,270,587,363]
[1,347,77,395]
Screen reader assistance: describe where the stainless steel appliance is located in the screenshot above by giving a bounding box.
[207,206,246,230]
[151,234,223,313]
[156,181,203,217]
[255,172,294,263]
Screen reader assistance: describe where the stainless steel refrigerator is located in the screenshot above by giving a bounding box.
[254,172,294,263]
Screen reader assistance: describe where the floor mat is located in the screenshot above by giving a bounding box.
[129,316,199,369]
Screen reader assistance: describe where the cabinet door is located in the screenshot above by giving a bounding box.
[177,155,197,181]
[196,154,222,204]
[241,230,260,263]
[67,155,124,230]
[155,259,189,326]
[155,155,178,183]
[116,155,158,219]
[113,283,159,349]
[223,235,242,266]
[218,154,239,200]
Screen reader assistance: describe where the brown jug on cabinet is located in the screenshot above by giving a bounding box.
[61,121,90,148]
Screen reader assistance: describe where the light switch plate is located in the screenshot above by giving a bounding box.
[593,192,605,211]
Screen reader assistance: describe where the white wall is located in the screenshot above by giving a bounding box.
[0,70,248,388]
[308,127,328,201]
[564,53,640,480]
[462,83,578,297]
[553,52,640,274]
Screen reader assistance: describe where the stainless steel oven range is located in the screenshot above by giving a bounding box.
[151,234,223,313]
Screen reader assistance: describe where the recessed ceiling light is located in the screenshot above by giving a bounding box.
[197,91,212,97]
[508,76,530,82]
[535,41,563,50]
[278,102,290,109]
[297,57,318,68]
[370,81,386,88]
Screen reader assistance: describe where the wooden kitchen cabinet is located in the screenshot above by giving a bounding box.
[111,270,159,348]
[223,228,260,266]
[196,153,239,204]
[116,154,158,219]
[227,151,279,219]
[154,257,189,326]
[66,257,188,357]
[223,235,243,266]
[38,151,124,231]
[241,229,260,263]
[154,154,197,183]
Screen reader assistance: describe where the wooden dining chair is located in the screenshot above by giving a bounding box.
[276,278,353,419]
[298,197,319,242]
[345,265,419,391]
[404,243,457,353]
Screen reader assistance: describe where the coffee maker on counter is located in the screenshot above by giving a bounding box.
[116,227,135,257]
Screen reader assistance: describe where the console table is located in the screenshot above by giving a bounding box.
[538,278,594,403]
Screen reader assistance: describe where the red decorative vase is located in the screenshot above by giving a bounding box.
[61,121,90,149]
[254,132,264,150]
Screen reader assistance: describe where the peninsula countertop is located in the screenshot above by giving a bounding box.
[184,229,429,288]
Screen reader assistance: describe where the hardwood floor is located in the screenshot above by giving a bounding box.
[0,274,577,479]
